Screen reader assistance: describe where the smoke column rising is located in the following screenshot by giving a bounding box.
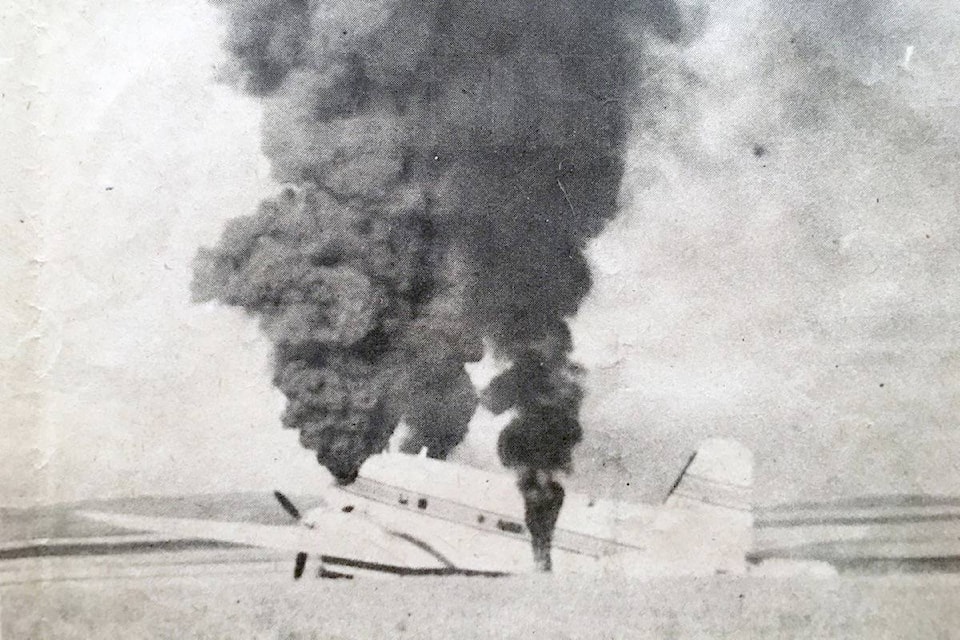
[195,0,689,568]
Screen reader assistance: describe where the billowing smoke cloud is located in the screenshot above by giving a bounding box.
[196,0,690,566]
[567,0,960,505]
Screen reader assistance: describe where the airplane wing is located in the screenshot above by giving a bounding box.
[77,510,457,573]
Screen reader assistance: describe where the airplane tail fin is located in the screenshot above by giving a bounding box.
[651,439,753,575]
[664,438,753,514]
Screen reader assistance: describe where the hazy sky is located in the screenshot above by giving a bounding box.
[3,0,958,507]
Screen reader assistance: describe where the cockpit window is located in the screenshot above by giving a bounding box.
[341,505,354,513]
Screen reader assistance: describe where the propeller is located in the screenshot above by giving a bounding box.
[274,490,307,579]
[274,490,302,521]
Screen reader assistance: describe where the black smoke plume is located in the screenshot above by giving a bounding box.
[196,0,689,566]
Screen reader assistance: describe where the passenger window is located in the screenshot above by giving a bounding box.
[399,495,408,506]
[476,514,486,524]
[417,498,428,510]
[497,520,523,534]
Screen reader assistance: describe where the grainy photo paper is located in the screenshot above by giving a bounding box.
[2,0,959,637]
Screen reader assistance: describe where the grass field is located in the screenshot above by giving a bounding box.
[4,495,960,638]
[4,569,959,639]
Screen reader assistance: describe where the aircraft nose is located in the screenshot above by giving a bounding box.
[315,485,356,514]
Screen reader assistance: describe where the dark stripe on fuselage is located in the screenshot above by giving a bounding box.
[317,554,508,578]
[387,531,455,568]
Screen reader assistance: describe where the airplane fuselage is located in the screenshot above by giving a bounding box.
[306,452,710,576]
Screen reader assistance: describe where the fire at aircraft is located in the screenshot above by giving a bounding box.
[195,0,692,570]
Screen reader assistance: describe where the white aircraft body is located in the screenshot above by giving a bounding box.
[81,438,758,580]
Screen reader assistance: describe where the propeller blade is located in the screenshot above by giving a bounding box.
[293,552,308,580]
[274,490,301,521]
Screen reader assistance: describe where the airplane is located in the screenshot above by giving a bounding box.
[79,438,780,580]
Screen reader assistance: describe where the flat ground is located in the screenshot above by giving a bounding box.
[3,557,959,639]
